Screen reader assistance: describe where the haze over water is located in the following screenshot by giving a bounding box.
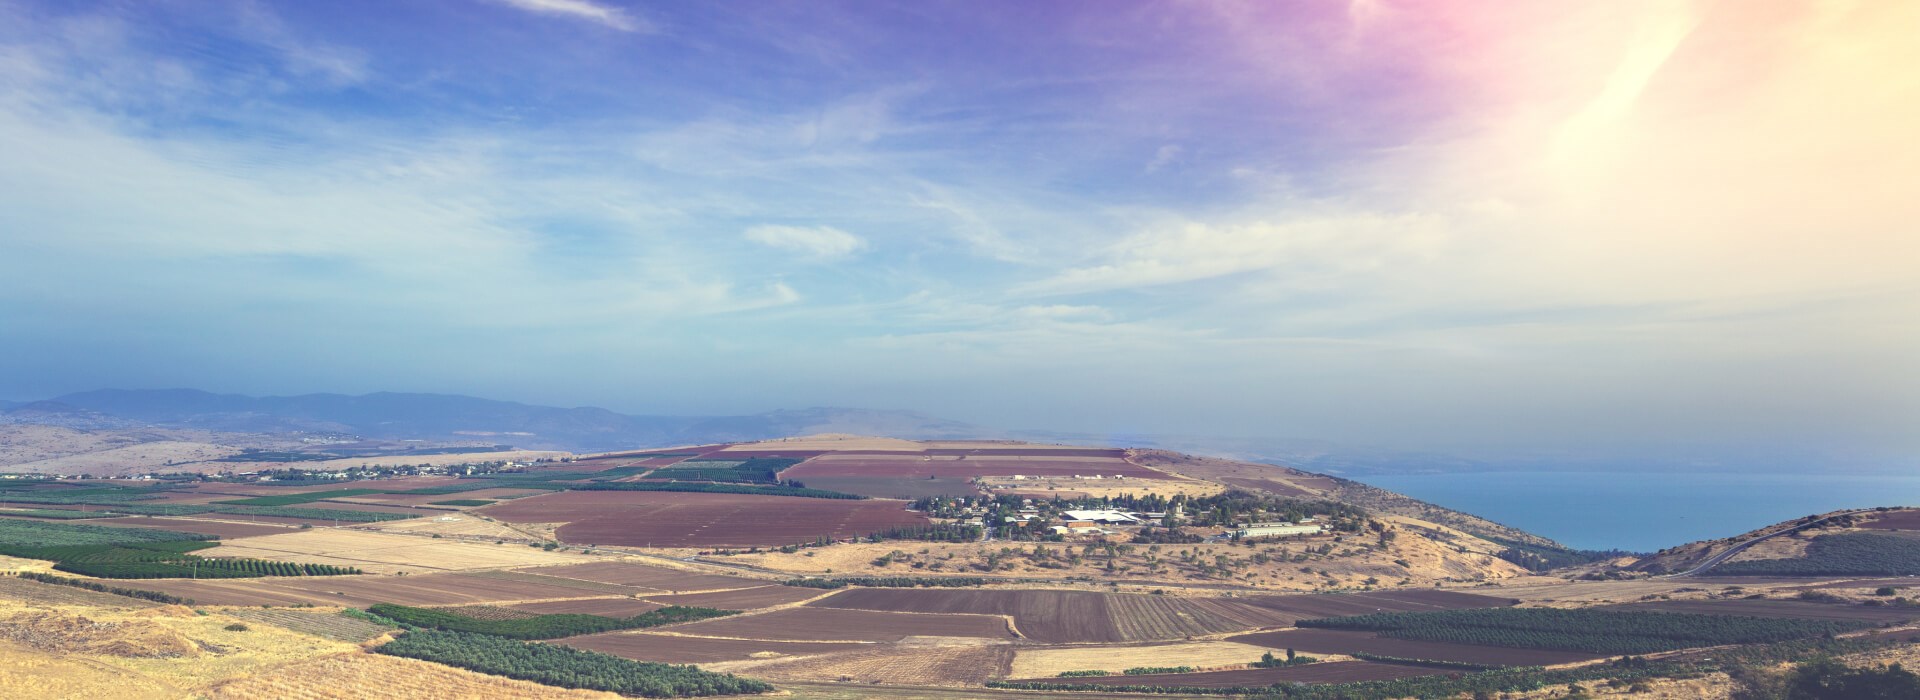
[1368,472,1920,553]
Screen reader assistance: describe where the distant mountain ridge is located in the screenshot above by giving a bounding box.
[8,389,987,452]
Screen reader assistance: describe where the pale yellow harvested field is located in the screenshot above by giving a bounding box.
[206,652,621,700]
[358,513,540,541]
[204,529,595,573]
[0,553,52,574]
[1008,641,1278,678]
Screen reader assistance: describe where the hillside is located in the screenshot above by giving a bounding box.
[0,389,998,470]
[1612,507,1920,577]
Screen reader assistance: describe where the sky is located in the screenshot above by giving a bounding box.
[0,0,1914,470]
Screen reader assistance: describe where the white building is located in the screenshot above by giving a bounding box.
[1060,510,1140,525]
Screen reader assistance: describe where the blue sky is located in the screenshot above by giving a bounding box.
[0,0,1914,469]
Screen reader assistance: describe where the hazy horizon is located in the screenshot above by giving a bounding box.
[2,1,1914,472]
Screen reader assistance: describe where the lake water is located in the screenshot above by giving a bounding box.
[1362,471,1920,553]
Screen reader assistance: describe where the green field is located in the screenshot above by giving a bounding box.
[214,488,390,506]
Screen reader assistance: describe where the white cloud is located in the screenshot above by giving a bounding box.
[490,0,648,32]
[743,224,867,259]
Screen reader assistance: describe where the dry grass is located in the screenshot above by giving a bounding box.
[1724,532,1814,563]
[205,652,621,699]
[1008,640,1279,678]
[357,513,539,541]
[203,529,596,573]
[0,597,359,695]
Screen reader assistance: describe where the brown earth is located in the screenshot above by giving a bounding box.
[520,561,764,592]
[668,606,1018,643]
[558,631,873,664]
[481,490,930,548]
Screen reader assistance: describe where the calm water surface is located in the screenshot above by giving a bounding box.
[1362,471,1920,552]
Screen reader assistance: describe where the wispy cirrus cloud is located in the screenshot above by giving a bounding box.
[744,225,868,260]
[489,0,649,33]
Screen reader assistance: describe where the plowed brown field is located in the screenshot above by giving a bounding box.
[667,607,1017,642]
[559,632,871,664]
[643,585,827,609]
[811,589,1292,643]
[508,598,664,616]
[520,562,761,592]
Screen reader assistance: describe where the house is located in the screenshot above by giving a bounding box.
[1060,510,1140,525]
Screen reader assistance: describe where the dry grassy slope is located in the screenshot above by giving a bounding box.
[1131,449,1563,549]
[1616,509,1893,574]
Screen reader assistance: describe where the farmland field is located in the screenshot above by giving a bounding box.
[1007,641,1279,679]
[778,454,1168,483]
[1003,661,1443,687]
[521,561,763,592]
[727,644,1016,686]
[340,487,549,506]
[200,529,592,573]
[666,606,1017,642]
[85,516,296,539]
[1605,598,1920,623]
[456,568,648,594]
[510,597,665,617]
[1229,628,1599,667]
[813,589,1323,643]
[782,476,980,499]
[642,585,829,609]
[1233,589,1518,618]
[482,491,928,548]
[262,571,615,607]
[560,631,872,664]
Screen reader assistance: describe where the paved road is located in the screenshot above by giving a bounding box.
[1666,509,1875,577]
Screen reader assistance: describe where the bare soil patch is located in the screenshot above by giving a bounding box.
[521,561,762,592]
[669,606,1017,643]
[725,644,1015,686]
[509,597,665,616]
[644,585,827,609]
[559,631,871,664]
[1009,640,1278,678]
